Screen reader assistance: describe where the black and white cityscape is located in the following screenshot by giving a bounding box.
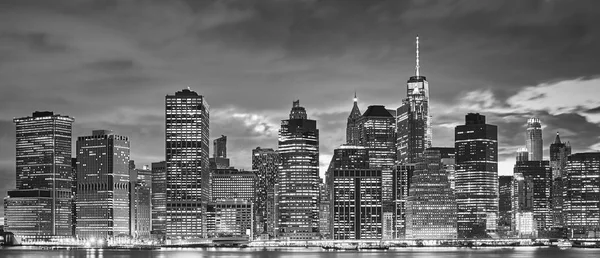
[1,0,600,254]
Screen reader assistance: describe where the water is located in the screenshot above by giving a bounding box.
[1,247,600,258]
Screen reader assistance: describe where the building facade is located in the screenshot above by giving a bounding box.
[514,159,552,233]
[455,113,498,239]
[346,93,362,145]
[165,88,209,239]
[75,130,130,240]
[211,168,256,202]
[564,152,600,238]
[550,132,571,228]
[405,148,457,240]
[277,100,320,240]
[210,135,230,170]
[130,164,152,240]
[498,175,513,237]
[4,112,74,241]
[206,200,253,239]
[151,161,166,238]
[526,117,543,162]
[252,147,280,237]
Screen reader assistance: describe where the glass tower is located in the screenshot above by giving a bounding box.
[526,117,543,161]
[455,113,498,239]
[4,111,74,240]
[563,152,600,238]
[277,100,320,240]
[252,147,280,236]
[151,161,167,238]
[165,88,210,239]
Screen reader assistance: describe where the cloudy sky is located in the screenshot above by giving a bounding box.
[1,0,600,212]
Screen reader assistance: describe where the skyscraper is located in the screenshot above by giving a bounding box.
[396,36,432,164]
[151,161,166,238]
[393,164,415,239]
[210,135,230,169]
[75,130,130,240]
[252,147,280,237]
[455,113,498,239]
[277,100,320,240]
[129,163,152,240]
[359,106,396,209]
[405,148,457,240]
[512,173,537,237]
[211,168,256,202]
[498,175,513,237]
[563,152,600,238]
[165,88,209,239]
[4,111,74,241]
[549,132,571,228]
[346,92,362,145]
[526,117,543,161]
[513,158,552,233]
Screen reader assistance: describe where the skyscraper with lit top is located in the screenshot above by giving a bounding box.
[277,100,320,240]
[346,92,362,145]
[165,88,209,240]
[526,117,543,161]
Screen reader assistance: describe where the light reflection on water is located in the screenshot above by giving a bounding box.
[2,247,600,258]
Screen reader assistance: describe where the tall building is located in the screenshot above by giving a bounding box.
[318,182,331,239]
[550,132,571,228]
[211,168,256,202]
[455,113,498,239]
[498,175,513,236]
[277,100,320,240]
[514,159,552,232]
[206,200,254,239]
[252,147,280,237]
[564,152,600,238]
[405,148,457,240]
[210,135,230,169]
[151,161,166,238]
[512,173,537,237]
[526,117,543,161]
[396,36,432,164]
[75,130,130,240]
[394,164,415,239]
[359,105,396,210]
[165,88,209,239]
[4,112,74,241]
[130,164,152,240]
[346,92,362,145]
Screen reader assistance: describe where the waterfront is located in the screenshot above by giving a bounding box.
[2,247,600,258]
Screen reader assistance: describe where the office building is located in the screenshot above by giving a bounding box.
[394,164,415,239]
[396,36,432,164]
[130,164,152,240]
[318,182,331,239]
[277,100,320,240]
[206,200,253,239]
[3,112,74,241]
[526,117,543,161]
[550,132,571,228]
[455,113,498,239]
[75,130,130,240]
[346,92,362,145]
[210,135,230,169]
[405,148,457,240]
[165,88,209,239]
[563,152,600,238]
[514,158,552,232]
[211,168,256,202]
[512,173,537,237]
[252,147,279,236]
[151,161,166,238]
[498,175,513,236]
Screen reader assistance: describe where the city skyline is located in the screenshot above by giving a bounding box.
[2,0,600,218]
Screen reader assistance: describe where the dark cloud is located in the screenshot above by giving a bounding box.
[586,106,600,114]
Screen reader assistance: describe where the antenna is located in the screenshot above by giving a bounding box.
[416,35,420,77]
[353,90,357,102]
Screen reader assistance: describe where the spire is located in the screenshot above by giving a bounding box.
[349,92,361,119]
[353,90,357,103]
[415,35,420,77]
[554,132,562,144]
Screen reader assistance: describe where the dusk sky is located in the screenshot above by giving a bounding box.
[1,0,600,213]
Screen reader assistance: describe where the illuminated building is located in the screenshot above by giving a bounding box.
[211,168,256,202]
[550,132,571,228]
[3,112,74,240]
[563,152,600,238]
[405,148,457,240]
[455,113,498,239]
[346,92,362,145]
[396,36,432,164]
[526,117,543,161]
[151,161,166,237]
[206,200,253,239]
[318,182,330,239]
[209,135,230,169]
[513,158,552,232]
[277,100,320,240]
[252,147,279,237]
[359,105,396,213]
[498,175,513,236]
[130,163,152,240]
[394,164,415,239]
[512,173,537,237]
[165,88,209,239]
[76,130,130,240]
[515,211,536,238]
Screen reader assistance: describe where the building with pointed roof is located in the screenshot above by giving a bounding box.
[346,92,362,145]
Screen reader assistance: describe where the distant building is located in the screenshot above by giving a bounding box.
[165,88,209,239]
[549,132,571,228]
[346,93,362,145]
[455,113,498,239]
[76,130,130,240]
[130,163,152,240]
[151,161,166,238]
[276,100,320,240]
[206,200,253,239]
[394,164,415,239]
[526,117,543,161]
[512,173,537,237]
[318,183,331,239]
[211,168,256,202]
[498,175,513,237]
[513,159,552,233]
[210,135,230,169]
[4,112,74,241]
[252,147,279,237]
[405,148,457,240]
[564,152,600,238]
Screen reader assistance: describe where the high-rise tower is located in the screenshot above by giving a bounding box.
[252,147,280,237]
[549,132,572,228]
[526,117,543,161]
[165,88,210,239]
[4,112,74,240]
[346,92,362,145]
[397,36,432,164]
[455,113,498,239]
[277,100,320,240]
